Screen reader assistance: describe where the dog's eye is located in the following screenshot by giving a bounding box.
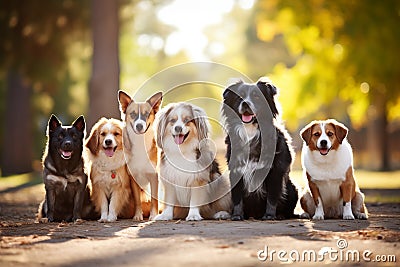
[313,132,320,137]
[327,132,333,137]
[169,118,177,124]
[100,132,106,136]
[58,133,64,139]
[114,132,120,136]
[130,112,136,118]
[71,134,78,140]
[183,118,191,124]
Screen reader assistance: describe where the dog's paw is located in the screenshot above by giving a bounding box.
[231,214,244,221]
[38,217,49,223]
[354,212,368,220]
[300,213,311,219]
[343,214,355,220]
[154,213,173,221]
[148,211,159,221]
[133,213,143,221]
[107,215,117,222]
[262,214,276,221]
[213,211,230,220]
[74,218,85,224]
[186,213,203,221]
[98,216,108,223]
[312,214,325,220]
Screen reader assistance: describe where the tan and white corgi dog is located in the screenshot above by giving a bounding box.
[118,90,162,220]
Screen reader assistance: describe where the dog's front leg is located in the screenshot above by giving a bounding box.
[154,181,175,221]
[340,168,356,220]
[130,176,143,221]
[231,178,244,221]
[263,170,284,220]
[72,183,85,222]
[186,185,207,221]
[98,190,109,222]
[148,173,159,220]
[45,185,56,222]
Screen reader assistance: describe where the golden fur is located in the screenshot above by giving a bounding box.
[85,118,140,222]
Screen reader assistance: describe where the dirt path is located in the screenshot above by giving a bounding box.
[1,184,399,266]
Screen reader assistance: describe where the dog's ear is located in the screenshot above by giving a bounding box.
[300,123,314,146]
[223,79,243,99]
[118,90,133,114]
[192,105,210,141]
[86,120,102,155]
[72,115,85,134]
[146,91,163,112]
[330,119,348,144]
[256,78,279,118]
[48,114,61,134]
[155,105,173,150]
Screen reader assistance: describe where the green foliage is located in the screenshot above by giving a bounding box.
[251,0,400,130]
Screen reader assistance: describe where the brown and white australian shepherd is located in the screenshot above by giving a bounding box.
[300,119,367,220]
[85,118,138,222]
[154,102,232,221]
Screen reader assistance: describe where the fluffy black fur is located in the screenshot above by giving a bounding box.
[222,79,298,220]
[38,114,94,222]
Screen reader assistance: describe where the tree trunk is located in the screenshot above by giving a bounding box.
[88,0,120,129]
[1,71,33,176]
[366,92,390,171]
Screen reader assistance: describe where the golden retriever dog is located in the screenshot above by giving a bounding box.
[85,117,140,222]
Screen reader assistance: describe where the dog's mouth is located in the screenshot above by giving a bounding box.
[241,112,256,124]
[318,147,331,156]
[173,132,189,145]
[104,146,117,157]
[60,149,73,160]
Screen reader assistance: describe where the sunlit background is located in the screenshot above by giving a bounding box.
[0,0,399,177]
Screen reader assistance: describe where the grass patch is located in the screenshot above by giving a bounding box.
[290,170,400,189]
[0,172,42,191]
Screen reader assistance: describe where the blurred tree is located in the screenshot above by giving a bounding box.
[249,0,400,170]
[0,1,90,175]
[88,0,121,128]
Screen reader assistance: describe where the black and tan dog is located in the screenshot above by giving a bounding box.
[38,115,94,222]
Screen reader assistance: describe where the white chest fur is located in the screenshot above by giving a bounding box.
[302,139,353,182]
[125,126,156,174]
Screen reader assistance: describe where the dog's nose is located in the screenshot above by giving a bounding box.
[320,140,328,147]
[242,101,250,109]
[105,139,112,146]
[136,124,143,132]
[64,141,72,150]
[174,126,182,133]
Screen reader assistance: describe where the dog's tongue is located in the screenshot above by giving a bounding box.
[174,134,185,145]
[242,114,254,123]
[104,147,114,157]
[61,150,72,158]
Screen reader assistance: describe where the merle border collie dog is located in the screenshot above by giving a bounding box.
[222,78,298,220]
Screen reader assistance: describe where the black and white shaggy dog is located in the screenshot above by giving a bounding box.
[38,115,94,222]
[222,78,298,220]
